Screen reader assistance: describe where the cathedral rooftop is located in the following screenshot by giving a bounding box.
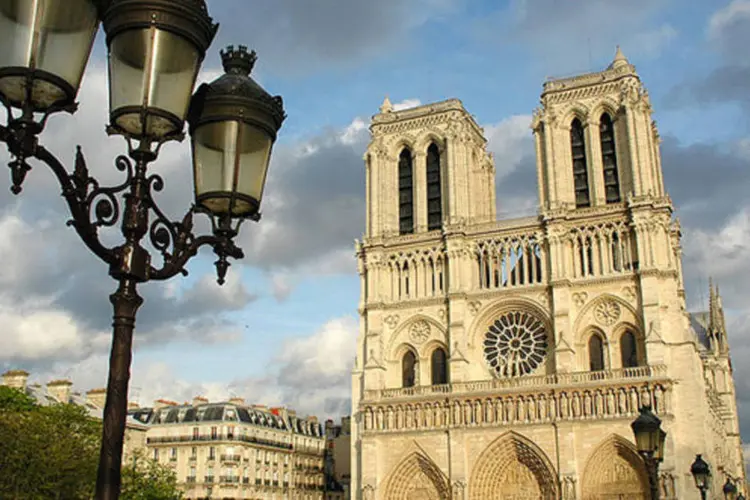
[542,46,638,95]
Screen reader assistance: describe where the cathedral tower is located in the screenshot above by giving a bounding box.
[351,49,745,500]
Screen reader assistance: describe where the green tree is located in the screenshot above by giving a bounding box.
[0,386,182,499]
[121,451,184,500]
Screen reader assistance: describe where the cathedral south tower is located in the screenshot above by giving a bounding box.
[351,49,745,500]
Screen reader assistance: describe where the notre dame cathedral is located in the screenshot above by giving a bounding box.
[350,48,745,499]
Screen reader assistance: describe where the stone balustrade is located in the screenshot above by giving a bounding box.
[360,365,672,433]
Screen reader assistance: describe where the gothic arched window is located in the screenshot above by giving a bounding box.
[402,350,417,388]
[600,113,621,203]
[620,331,639,368]
[571,118,590,208]
[589,333,605,371]
[398,148,414,235]
[426,143,442,231]
[430,347,448,385]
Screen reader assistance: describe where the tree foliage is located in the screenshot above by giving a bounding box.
[0,386,181,499]
[121,451,184,500]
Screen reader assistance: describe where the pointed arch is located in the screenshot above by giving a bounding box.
[469,431,558,500]
[383,451,450,500]
[430,346,448,385]
[588,332,606,371]
[571,118,590,208]
[402,349,417,388]
[426,142,443,231]
[399,148,414,235]
[620,330,639,368]
[600,113,621,203]
[581,435,649,500]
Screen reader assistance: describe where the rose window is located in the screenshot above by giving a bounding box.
[483,311,548,377]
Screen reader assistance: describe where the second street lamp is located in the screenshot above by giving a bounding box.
[0,1,285,499]
[724,477,739,500]
[631,405,666,500]
[691,454,712,500]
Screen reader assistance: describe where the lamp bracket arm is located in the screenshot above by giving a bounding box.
[148,208,244,285]
[20,142,118,266]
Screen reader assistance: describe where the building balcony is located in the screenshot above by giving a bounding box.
[188,455,196,462]
[221,454,241,463]
[361,365,673,434]
[145,433,294,450]
[219,476,240,484]
[204,476,214,483]
[186,477,196,483]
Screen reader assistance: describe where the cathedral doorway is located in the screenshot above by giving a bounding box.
[382,452,450,500]
[469,432,558,500]
[581,435,649,500]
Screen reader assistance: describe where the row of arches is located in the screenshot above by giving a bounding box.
[399,143,442,235]
[402,347,448,388]
[381,433,651,500]
[588,330,641,372]
[571,112,621,208]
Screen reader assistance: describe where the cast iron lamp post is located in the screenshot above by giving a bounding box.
[631,405,667,500]
[0,1,285,499]
[691,454,712,500]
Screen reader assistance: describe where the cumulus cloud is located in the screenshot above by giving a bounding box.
[205,0,461,76]
[475,0,675,73]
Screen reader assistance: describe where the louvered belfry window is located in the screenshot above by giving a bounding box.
[398,148,414,234]
[426,143,442,231]
[571,118,590,208]
[600,113,621,203]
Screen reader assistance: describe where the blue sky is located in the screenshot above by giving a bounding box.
[2,0,750,433]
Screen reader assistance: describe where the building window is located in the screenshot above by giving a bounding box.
[620,331,639,368]
[398,148,414,235]
[211,426,218,439]
[209,446,215,460]
[430,347,448,385]
[426,143,442,231]
[191,446,197,458]
[589,334,605,371]
[170,447,177,461]
[153,448,159,461]
[570,118,590,208]
[599,113,621,203]
[227,426,234,439]
[402,350,417,388]
[192,427,199,439]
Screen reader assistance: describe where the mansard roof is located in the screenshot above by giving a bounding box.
[129,402,324,437]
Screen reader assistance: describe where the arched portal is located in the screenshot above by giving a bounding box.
[469,431,558,500]
[383,452,450,500]
[581,435,649,500]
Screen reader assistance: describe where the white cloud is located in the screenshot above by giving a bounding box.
[708,0,750,41]
[484,114,533,179]
[392,98,422,111]
[629,24,678,58]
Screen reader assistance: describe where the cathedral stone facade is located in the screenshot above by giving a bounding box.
[350,49,745,499]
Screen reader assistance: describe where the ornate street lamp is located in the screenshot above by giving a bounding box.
[631,405,667,500]
[691,454,712,500]
[0,1,285,499]
[724,477,739,500]
[738,493,746,500]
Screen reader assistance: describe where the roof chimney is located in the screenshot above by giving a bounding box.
[2,369,29,391]
[229,397,245,406]
[127,401,140,410]
[86,388,107,409]
[47,379,73,404]
[192,396,208,407]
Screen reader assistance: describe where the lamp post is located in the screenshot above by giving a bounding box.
[0,1,285,499]
[631,405,666,500]
[691,454,712,500]
[724,477,739,500]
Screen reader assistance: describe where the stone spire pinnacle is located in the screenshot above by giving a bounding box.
[609,45,629,70]
[379,95,393,114]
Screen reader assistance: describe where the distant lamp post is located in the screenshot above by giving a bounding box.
[631,405,666,500]
[724,477,739,500]
[737,492,746,500]
[691,454,712,500]
[0,1,285,499]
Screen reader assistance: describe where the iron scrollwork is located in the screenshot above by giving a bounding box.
[0,109,246,285]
